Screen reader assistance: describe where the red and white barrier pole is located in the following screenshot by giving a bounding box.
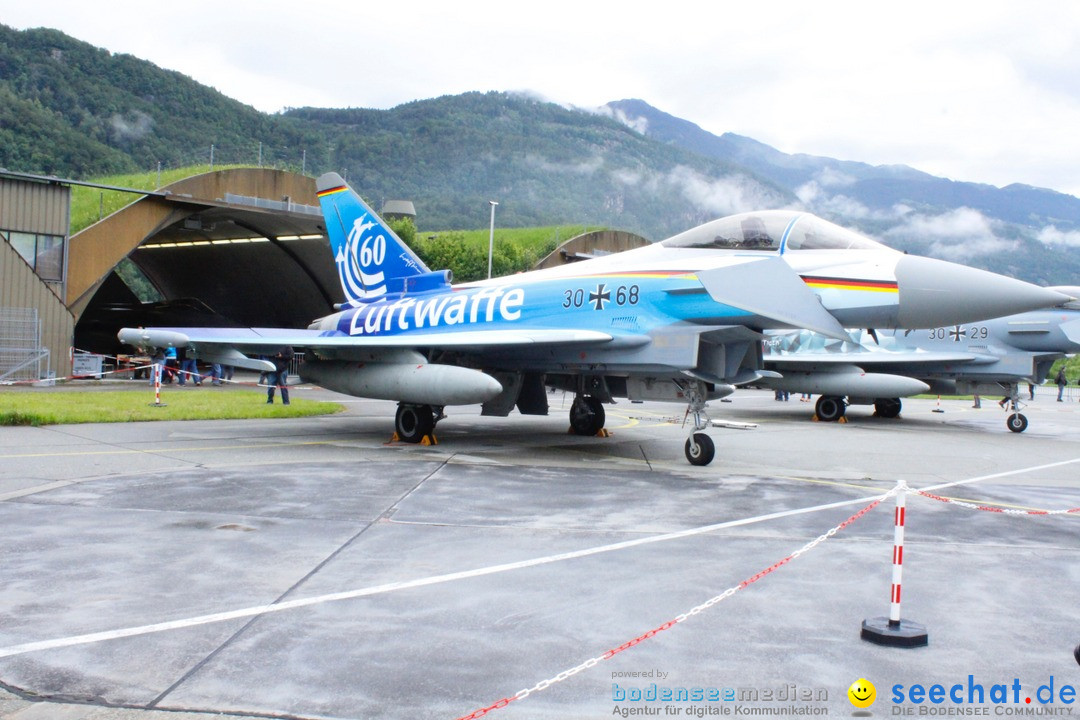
[150,362,166,407]
[889,489,907,627]
[861,482,928,647]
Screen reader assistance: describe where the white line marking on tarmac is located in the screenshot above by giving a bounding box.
[1,457,1076,659]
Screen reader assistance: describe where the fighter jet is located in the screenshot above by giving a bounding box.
[762,294,1080,433]
[118,173,1071,465]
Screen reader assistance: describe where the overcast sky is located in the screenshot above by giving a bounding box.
[8,1,1080,197]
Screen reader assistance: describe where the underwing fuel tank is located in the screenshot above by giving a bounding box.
[300,359,503,406]
[762,367,930,398]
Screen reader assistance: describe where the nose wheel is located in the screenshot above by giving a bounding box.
[682,381,717,466]
[1006,412,1028,433]
[685,433,715,466]
[999,383,1028,433]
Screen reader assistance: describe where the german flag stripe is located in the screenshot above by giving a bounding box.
[316,185,348,199]
[575,270,698,280]
[801,276,898,293]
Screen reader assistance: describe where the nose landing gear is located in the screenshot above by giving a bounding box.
[683,383,716,466]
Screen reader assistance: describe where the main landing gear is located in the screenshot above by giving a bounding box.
[569,395,606,436]
[814,395,847,423]
[394,403,441,444]
[683,383,716,466]
[873,398,903,419]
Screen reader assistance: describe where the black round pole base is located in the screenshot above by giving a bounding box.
[861,617,928,648]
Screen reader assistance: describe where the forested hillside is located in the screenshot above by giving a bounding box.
[2,24,1079,283]
[0,26,322,175]
[0,25,789,238]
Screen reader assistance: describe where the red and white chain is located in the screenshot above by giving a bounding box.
[454,485,899,720]
[913,489,1080,517]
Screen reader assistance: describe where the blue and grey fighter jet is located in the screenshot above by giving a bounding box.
[119,173,1072,465]
[762,293,1080,432]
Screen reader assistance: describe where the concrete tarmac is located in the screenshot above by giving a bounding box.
[1,385,1079,719]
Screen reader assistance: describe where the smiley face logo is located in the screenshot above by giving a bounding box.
[848,678,876,708]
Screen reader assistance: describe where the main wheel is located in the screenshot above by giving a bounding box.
[684,433,715,466]
[569,396,605,436]
[874,398,902,418]
[815,395,846,422]
[1006,413,1028,433]
[395,403,435,443]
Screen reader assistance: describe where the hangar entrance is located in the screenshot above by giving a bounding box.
[70,169,345,356]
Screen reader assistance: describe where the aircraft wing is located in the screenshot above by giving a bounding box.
[118,326,615,371]
[766,348,990,370]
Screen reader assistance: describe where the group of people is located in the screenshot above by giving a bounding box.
[147,345,293,404]
[774,390,813,402]
[150,347,232,386]
[970,369,1076,408]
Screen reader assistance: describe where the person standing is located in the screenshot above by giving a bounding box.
[163,346,179,384]
[267,346,293,405]
[178,348,200,386]
[1056,366,1068,402]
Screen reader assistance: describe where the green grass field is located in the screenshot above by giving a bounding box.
[424,225,603,256]
[70,165,249,233]
[0,387,343,426]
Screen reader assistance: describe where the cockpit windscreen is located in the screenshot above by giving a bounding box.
[661,210,886,252]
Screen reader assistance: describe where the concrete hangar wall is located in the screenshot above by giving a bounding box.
[0,168,342,381]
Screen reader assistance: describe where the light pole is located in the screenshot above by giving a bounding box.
[487,200,499,279]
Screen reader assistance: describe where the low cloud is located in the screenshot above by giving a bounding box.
[816,166,856,188]
[109,110,154,143]
[523,153,604,176]
[795,182,911,222]
[611,167,644,186]
[886,207,1016,260]
[659,165,787,216]
[594,104,649,135]
[1036,224,1080,247]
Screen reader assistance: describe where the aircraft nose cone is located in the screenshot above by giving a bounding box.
[895,255,1072,328]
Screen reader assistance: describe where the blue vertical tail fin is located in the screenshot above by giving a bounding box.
[316,172,448,306]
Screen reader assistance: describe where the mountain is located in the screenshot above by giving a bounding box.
[606,98,1080,229]
[605,99,1080,285]
[282,96,793,235]
[1,24,1077,284]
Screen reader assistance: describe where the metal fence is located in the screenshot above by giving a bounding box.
[0,307,49,381]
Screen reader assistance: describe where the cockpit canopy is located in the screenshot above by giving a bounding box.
[661,210,887,253]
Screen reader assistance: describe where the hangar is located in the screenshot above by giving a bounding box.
[534,229,649,269]
[1,165,650,382]
[1,168,339,380]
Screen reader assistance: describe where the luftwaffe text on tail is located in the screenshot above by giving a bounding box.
[119,173,1072,465]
